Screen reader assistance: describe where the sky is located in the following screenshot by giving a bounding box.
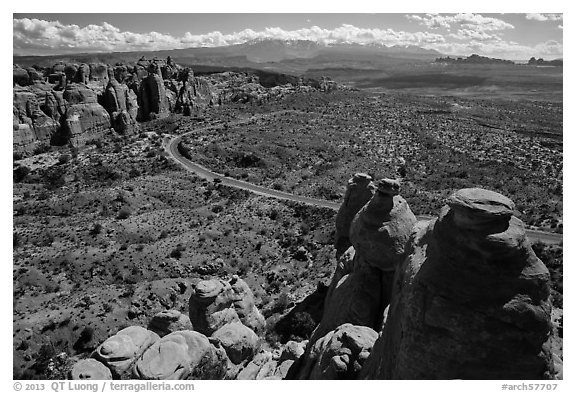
[13,12,564,60]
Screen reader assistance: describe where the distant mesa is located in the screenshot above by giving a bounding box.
[435,54,515,65]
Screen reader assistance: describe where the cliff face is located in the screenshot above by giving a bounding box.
[360,188,554,379]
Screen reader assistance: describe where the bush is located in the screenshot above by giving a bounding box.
[89,223,103,236]
[13,165,30,183]
[58,154,71,165]
[117,207,131,219]
[33,143,51,155]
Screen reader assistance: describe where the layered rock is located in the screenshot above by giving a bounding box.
[349,178,417,272]
[92,326,159,378]
[361,188,555,379]
[70,358,112,380]
[297,324,378,379]
[63,102,111,146]
[189,276,265,336]
[13,88,59,153]
[148,310,193,338]
[334,173,374,258]
[132,330,227,380]
[188,279,240,336]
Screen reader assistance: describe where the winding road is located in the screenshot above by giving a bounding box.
[164,116,563,245]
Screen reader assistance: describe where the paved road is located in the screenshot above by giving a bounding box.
[164,118,562,245]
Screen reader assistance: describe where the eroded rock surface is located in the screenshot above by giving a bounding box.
[334,173,374,258]
[92,326,159,378]
[361,188,554,379]
[132,330,227,380]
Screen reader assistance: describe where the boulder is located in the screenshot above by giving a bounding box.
[148,309,193,337]
[296,323,377,379]
[93,326,159,378]
[132,330,227,380]
[236,351,274,380]
[189,276,264,336]
[188,279,240,336]
[334,173,374,257]
[212,322,260,365]
[349,178,417,271]
[70,358,112,380]
[360,188,555,379]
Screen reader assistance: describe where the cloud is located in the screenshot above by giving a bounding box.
[406,13,514,32]
[525,13,563,22]
[13,17,561,60]
[13,18,447,55]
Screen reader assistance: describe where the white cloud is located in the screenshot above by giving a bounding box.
[12,17,562,60]
[13,18,447,55]
[406,13,514,32]
[525,13,563,22]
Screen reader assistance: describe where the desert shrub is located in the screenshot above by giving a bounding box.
[117,207,131,219]
[273,291,291,313]
[13,165,30,183]
[33,143,51,155]
[58,154,71,165]
[275,311,316,342]
[169,244,186,259]
[89,223,102,236]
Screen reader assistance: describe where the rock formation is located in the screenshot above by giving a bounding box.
[148,310,193,337]
[212,322,260,365]
[288,178,417,379]
[103,69,139,133]
[175,68,218,115]
[334,173,374,258]
[138,62,170,120]
[188,276,265,336]
[70,359,112,380]
[132,330,227,380]
[13,88,59,152]
[75,64,90,84]
[360,188,555,379]
[349,178,417,272]
[93,326,159,378]
[296,323,378,379]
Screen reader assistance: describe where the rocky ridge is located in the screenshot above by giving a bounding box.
[13,57,339,155]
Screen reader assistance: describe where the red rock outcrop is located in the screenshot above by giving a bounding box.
[360,188,555,379]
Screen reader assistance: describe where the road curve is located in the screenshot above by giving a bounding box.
[164,123,562,245]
